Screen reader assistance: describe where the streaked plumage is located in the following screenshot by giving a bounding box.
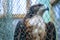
[14,4,56,40]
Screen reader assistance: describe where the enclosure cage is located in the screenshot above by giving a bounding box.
[0,0,60,40]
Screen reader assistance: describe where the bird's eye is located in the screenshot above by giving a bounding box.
[29,14,34,18]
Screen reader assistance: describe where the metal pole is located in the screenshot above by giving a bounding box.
[26,0,30,11]
[2,0,8,17]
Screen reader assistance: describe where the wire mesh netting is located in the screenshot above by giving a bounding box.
[0,0,60,40]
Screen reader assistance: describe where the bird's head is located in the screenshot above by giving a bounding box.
[24,4,49,27]
[26,4,49,18]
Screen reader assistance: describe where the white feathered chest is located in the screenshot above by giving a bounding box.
[25,15,46,40]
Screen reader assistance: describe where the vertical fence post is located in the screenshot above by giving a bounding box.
[2,0,8,17]
[26,0,31,11]
[50,4,55,23]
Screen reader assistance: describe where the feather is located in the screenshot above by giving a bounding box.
[14,4,56,40]
[46,22,56,40]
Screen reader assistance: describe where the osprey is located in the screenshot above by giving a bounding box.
[14,4,56,40]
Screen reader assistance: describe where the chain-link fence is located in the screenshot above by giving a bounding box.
[0,0,60,40]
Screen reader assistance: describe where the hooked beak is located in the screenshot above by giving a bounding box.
[44,7,49,11]
[37,6,49,16]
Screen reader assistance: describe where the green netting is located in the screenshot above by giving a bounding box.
[0,0,57,40]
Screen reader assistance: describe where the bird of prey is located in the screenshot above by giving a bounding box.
[14,4,56,40]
